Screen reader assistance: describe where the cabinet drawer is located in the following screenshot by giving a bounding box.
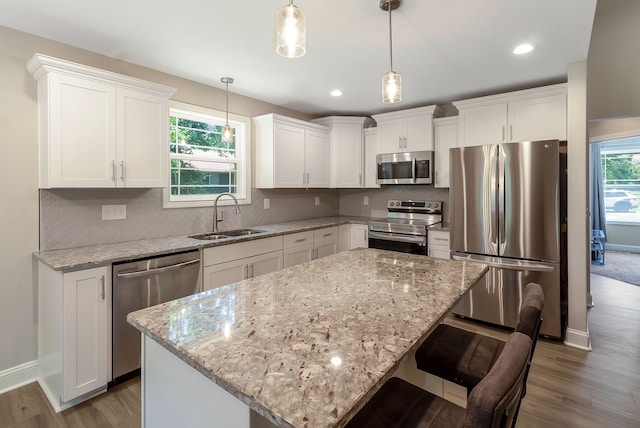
[428,230,450,247]
[314,226,338,242]
[203,236,283,266]
[284,231,314,247]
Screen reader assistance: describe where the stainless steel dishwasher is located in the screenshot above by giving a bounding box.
[112,250,201,384]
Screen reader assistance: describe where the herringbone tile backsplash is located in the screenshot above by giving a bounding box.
[39,188,340,250]
[39,186,449,250]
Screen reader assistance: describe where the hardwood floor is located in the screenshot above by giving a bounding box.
[1,273,639,427]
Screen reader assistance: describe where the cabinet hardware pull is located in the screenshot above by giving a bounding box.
[116,259,200,279]
[502,126,505,142]
[243,265,248,279]
[398,136,402,149]
[111,161,116,182]
[510,124,513,141]
[120,161,126,183]
[100,275,105,300]
[249,264,254,278]
[295,238,306,243]
[323,233,332,237]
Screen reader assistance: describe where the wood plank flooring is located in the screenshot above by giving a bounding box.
[1,273,639,427]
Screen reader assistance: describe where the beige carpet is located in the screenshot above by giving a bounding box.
[591,251,640,286]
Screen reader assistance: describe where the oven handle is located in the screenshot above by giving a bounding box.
[116,258,200,279]
[369,231,426,245]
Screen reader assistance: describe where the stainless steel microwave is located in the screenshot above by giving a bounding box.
[376,151,433,184]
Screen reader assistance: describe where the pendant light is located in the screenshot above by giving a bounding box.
[221,77,234,143]
[381,0,402,103]
[276,0,306,58]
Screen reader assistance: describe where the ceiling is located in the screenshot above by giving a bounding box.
[1,0,597,116]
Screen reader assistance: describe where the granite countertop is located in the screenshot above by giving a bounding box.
[34,216,371,271]
[127,248,486,428]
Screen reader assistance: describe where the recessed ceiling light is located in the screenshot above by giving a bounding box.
[330,89,343,97]
[513,43,534,55]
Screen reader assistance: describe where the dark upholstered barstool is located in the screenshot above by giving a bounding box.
[345,332,533,428]
[414,282,544,396]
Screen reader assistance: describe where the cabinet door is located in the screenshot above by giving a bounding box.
[117,88,168,187]
[248,251,283,278]
[434,118,458,188]
[404,115,434,151]
[315,239,338,259]
[203,259,247,291]
[349,225,369,249]
[305,129,330,188]
[508,94,567,142]
[377,120,404,153]
[48,73,117,187]
[283,243,314,268]
[458,103,507,147]
[273,122,305,188]
[63,266,109,401]
[333,124,363,188]
[364,129,380,188]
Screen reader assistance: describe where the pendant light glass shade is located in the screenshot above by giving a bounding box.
[382,71,402,103]
[381,0,402,103]
[276,1,306,58]
[221,77,234,143]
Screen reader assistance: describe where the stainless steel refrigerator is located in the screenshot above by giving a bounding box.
[450,140,567,338]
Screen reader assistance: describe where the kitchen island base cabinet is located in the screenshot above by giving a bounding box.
[38,263,111,412]
[142,336,276,428]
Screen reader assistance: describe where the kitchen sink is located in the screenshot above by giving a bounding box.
[221,229,266,236]
[189,233,231,240]
[189,229,266,240]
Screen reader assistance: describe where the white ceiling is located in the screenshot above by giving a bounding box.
[1,0,597,116]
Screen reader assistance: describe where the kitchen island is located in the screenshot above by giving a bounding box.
[128,248,486,428]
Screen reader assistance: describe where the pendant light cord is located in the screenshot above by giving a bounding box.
[225,79,229,124]
[388,4,393,71]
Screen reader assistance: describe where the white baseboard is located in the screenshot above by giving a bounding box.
[0,360,38,395]
[564,327,592,351]
[604,243,640,253]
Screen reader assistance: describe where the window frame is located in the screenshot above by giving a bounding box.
[163,100,252,208]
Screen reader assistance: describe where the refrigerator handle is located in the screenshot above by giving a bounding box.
[452,254,554,272]
[497,146,506,252]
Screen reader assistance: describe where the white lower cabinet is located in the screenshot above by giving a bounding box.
[428,230,450,259]
[338,224,369,251]
[284,227,338,268]
[38,263,111,411]
[202,236,283,291]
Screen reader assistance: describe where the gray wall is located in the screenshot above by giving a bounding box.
[588,0,640,120]
[339,186,450,220]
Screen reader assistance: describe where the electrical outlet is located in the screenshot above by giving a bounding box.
[315,196,320,206]
[264,198,270,209]
[363,196,369,205]
[102,204,126,220]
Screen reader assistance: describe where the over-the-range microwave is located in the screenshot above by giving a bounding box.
[376,150,433,185]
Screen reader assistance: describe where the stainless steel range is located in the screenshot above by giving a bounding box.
[368,200,443,255]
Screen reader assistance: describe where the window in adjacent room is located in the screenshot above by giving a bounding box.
[163,101,251,208]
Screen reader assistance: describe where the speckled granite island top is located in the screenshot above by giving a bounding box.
[128,248,486,428]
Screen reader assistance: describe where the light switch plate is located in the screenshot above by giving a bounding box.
[102,204,127,220]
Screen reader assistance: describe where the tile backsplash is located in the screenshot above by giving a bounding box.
[39,185,449,250]
[40,188,339,250]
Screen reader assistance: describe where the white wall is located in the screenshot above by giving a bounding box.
[0,27,40,379]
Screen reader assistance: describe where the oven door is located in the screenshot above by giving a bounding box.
[368,231,428,255]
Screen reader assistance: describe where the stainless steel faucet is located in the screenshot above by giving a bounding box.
[213,193,241,232]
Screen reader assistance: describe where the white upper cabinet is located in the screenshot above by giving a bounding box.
[433,117,458,188]
[254,114,330,188]
[312,116,368,188]
[371,105,437,154]
[363,128,380,188]
[27,54,176,189]
[453,84,567,147]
